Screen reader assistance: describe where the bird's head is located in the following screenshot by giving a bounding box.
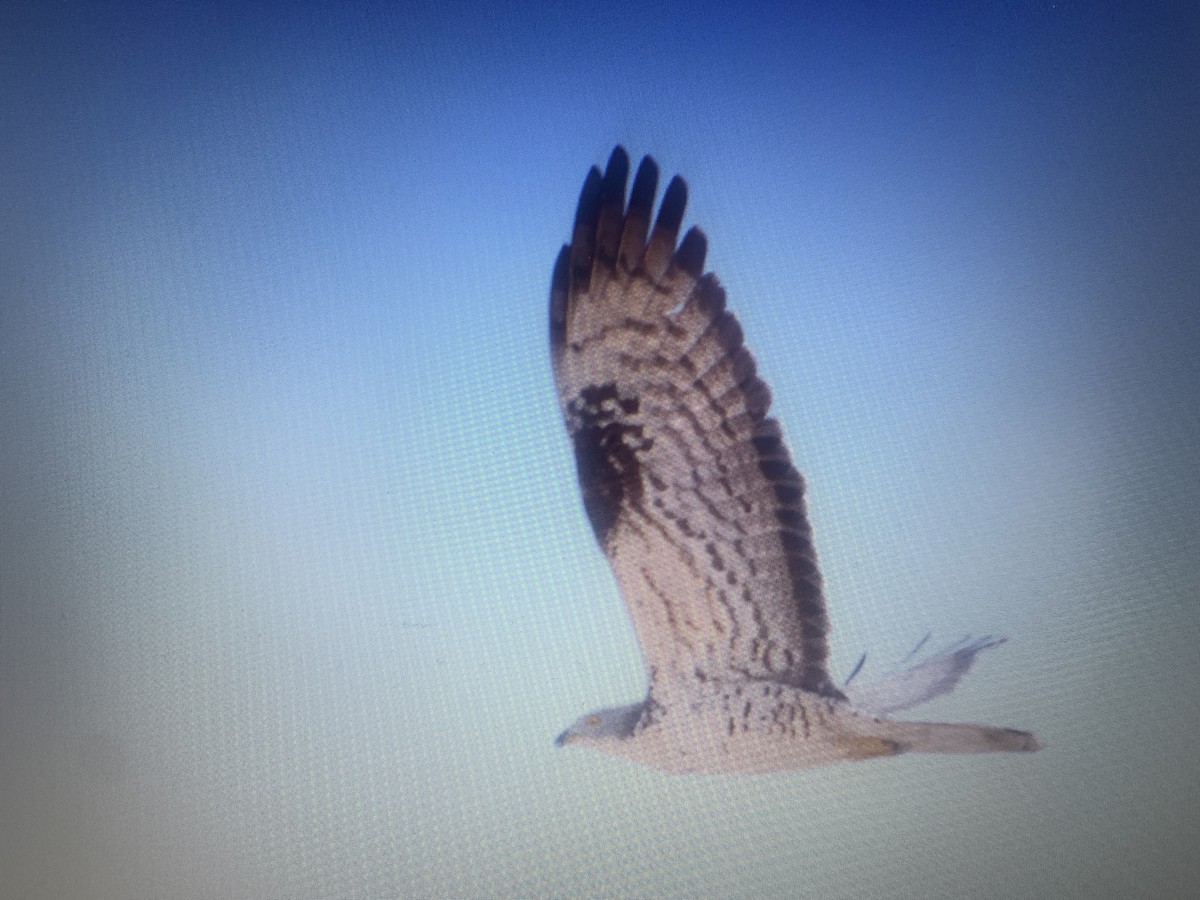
[555,703,643,748]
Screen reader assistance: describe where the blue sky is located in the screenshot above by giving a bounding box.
[3,2,1198,897]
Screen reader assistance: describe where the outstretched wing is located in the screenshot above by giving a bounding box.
[550,147,843,700]
[844,636,1008,716]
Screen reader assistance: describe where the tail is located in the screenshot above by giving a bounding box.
[867,717,1042,755]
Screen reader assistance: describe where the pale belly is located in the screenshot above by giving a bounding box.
[620,686,901,775]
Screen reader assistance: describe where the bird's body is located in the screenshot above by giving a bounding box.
[550,146,1040,774]
[558,679,1037,774]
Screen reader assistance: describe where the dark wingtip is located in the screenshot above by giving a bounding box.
[569,167,604,294]
[616,155,660,272]
[573,166,603,233]
[639,173,689,280]
[549,244,570,351]
[656,175,688,235]
[601,147,630,201]
[596,148,631,265]
[628,155,659,216]
[674,226,707,277]
[607,145,630,175]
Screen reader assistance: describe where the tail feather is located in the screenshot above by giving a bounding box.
[868,718,1042,755]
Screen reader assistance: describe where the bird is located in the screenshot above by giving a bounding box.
[549,146,1041,774]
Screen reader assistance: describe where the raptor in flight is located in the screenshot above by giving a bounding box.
[550,146,1040,773]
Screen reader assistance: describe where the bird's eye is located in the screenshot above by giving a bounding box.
[586,715,602,727]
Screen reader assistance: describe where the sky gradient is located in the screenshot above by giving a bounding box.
[3,2,1198,897]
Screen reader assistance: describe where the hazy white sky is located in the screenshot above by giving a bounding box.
[3,2,1198,897]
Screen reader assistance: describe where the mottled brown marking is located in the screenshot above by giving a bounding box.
[797,703,811,738]
[704,541,724,571]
